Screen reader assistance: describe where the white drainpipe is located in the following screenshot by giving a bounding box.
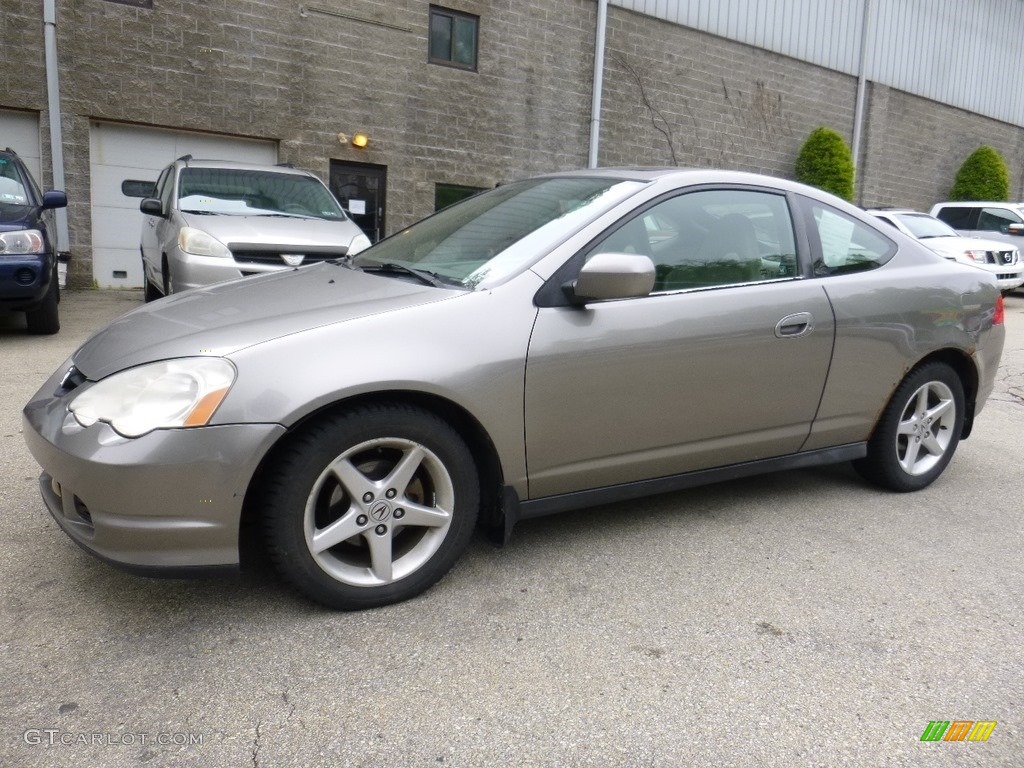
[588,0,609,169]
[851,0,872,201]
[43,0,70,283]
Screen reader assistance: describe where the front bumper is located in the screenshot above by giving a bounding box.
[0,253,53,309]
[23,385,285,574]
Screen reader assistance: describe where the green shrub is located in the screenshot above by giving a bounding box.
[949,146,1010,201]
[795,127,855,202]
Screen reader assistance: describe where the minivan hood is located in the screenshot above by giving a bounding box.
[179,212,361,248]
[73,264,460,380]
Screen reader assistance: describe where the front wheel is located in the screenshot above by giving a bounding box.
[260,405,479,609]
[854,362,964,492]
[25,269,60,335]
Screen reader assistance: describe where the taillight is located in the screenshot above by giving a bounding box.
[994,294,1004,325]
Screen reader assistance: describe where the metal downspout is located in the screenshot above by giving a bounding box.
[851,0,872,202]
[588,0,609,169]
[43,0,70,265]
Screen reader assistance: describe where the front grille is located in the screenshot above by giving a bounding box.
[14,267,36,285]
[231,247,348,267]
[997,273,1017,280]
[73,496,93,526]
[997,250,1016,265]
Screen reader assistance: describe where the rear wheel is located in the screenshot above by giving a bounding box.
[260,404,479,609]
[854,362,964,491]
[25,268,60,335]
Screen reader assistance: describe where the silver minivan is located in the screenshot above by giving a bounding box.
[139,157,369,300]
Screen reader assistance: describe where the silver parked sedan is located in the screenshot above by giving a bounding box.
[23,169,1005,610]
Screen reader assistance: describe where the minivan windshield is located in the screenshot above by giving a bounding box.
[352,177,645,288]
[177,168,347,220]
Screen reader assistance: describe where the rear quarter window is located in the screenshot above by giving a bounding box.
[934,206,977,229]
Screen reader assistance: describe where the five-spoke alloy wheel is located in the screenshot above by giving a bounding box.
[855,362,965,492]
[261,404,479,609]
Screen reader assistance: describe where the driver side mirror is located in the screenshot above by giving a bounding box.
[1008,223,1024,236]
[40,190,67,210]
[563,252,656,306]
[139,198,165,217]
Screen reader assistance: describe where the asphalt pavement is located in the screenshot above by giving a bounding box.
[1,289,1021,767]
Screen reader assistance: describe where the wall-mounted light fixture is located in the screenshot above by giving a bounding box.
[351,132,369,148]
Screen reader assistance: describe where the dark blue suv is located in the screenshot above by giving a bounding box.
[0,148,67,334]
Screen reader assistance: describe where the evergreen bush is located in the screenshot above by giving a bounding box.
[794,127,855,202]
[949,146,1010,201]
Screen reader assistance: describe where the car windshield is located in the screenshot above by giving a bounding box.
[352,176,646,288]
[177,168,347,220]
[0,156,31,219]
[895,213,959,239]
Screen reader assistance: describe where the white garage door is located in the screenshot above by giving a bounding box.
[89,122,277,288]
[0,109,42,183]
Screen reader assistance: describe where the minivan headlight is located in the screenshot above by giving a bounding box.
[69,358,236,437]
[349,233,371,255]
[179,227,232,258]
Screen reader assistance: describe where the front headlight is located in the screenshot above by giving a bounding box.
[179,227,232,258]
[348,233,371,255]
[963,249,987,262]
[0,229,44,255]
[69,358,236,437]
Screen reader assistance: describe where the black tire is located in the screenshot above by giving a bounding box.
[260,404,479,610]
[143,252,161,302]
[25,270,60,335]
[853,362,965,492]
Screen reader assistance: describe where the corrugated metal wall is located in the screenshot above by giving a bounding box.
[612,0,1024,128]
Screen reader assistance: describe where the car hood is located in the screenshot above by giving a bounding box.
[179,212,360,247]
[73,264,461,380]
[921,236,1015,259]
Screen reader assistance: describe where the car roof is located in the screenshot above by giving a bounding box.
[933,200,1024,207]
[173,158,316,177]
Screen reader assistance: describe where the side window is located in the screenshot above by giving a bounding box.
[586,188,798,291]
[934,206,977,229]
[978,207,1023,234]
[806,202,895,275]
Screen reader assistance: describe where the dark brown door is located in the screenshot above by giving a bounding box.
[329,160,386,243]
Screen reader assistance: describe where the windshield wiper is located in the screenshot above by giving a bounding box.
[361,262,459,288]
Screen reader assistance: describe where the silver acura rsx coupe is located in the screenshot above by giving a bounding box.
[23,169,1005,610]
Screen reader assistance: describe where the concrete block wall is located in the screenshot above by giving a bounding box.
[4,0,1024,287]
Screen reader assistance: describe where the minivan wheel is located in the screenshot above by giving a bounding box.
[161,255,171,296]
[143,252,161,302]
[25,270,60,335]
[260,405,479,610]
[854,362,964,492]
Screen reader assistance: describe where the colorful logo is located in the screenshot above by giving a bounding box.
[920,721,997,742]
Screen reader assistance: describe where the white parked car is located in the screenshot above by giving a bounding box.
[867,209,1024,293]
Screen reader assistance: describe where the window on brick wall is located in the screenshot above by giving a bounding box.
[429,6,478,70]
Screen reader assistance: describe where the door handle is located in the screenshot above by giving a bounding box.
[775,312,813,338]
